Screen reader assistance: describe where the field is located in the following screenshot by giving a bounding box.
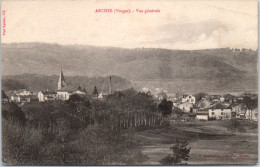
[134,120,258,165]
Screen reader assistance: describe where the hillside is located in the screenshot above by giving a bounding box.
[1,43,258,93]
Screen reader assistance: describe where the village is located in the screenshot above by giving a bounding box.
[2,69,258,123]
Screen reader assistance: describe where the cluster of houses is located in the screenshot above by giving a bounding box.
[173,93,258,122]
[4,70,113,104]
[142,87,258,122]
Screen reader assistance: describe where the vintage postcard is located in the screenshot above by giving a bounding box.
[1,0,258,165]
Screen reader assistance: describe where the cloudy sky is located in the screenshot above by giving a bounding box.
[2,0,258,50]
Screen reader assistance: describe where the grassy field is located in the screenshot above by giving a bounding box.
[134,120,258,165]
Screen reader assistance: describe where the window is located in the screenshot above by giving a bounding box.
[191,99,194,102]
[212,112,215,115]
[221,112,224,115]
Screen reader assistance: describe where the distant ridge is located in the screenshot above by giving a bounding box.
[2,42,257,93]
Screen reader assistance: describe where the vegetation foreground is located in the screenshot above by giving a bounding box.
[2,89,258,165]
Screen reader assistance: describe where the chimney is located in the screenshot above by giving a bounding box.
[109,76,112,94]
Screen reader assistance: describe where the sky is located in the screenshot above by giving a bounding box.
[1,0,258,50]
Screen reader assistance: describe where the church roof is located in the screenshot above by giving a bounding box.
[57,86,77,93]
[40,91,57,95]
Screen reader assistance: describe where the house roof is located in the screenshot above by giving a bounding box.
[230,103,241,107]
[19,95,32,98]
[197,108,209,112]
[16,89,30,93]
[57,86,76,93]
[209,103,231,109]
[197,112,208,115]
[224,94,235,98]
[40,91,57,95]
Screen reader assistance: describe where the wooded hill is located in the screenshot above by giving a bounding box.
[2,74,132,93]
[2,43,257,93]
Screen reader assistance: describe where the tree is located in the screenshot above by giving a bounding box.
[93,86,98,97]
[159,138,191,165]
[157,91,167,99]
[2,90,8,99]
[194,92,208,102]
[158,99,173,116]
[243,96,258,122]
[78,86,82,91]
[67,94,83,103]
[2,103,26,124]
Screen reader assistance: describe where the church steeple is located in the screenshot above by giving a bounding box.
[58,67,66,90]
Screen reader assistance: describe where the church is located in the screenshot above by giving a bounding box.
[38,69,86,101]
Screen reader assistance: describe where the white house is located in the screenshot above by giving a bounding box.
[11,95,20,102]
[16,89,32,96]
[38,91,57,101]
[245,108,258,121]
[196,113,208,120]
[197,99,211,108]
[196,109,208,120]
[10,89,33,103]
[208,103,232,120]
[220,97,225,102]
[178,102,193,113]
[182,94,196,104]
[98,92,109,99]
[141,87,150,93]
[57,87,87,101]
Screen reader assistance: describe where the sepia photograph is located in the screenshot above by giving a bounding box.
[1,0,258,165]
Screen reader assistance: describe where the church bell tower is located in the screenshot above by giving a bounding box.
[58,68,66,90]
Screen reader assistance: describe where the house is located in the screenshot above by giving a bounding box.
[224,94,235,103]
[231,103,246,119]
[10,89,33,103]
[220,96,225,102]
[11,95,20,102]
[210,95,221,100]
[141,87,150,93]
[16,89,32,96]
[57,87,87,100]
[56,87,73,100]
[196,99,210,108]
[245,108,258,121]
[38,91,57,101]
[181,94,196,104]
[167,93,177,102]
[98,92,109,99]
[178,102,193,113]
[196,108,209,120]
[210,95,220,103]
[196,113,208,121]
[19,95,32,103]
[208,103,232,120]
[72,89,87,95]
[154,91,167,101]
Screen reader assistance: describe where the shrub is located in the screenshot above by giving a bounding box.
[159,138,191,165]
